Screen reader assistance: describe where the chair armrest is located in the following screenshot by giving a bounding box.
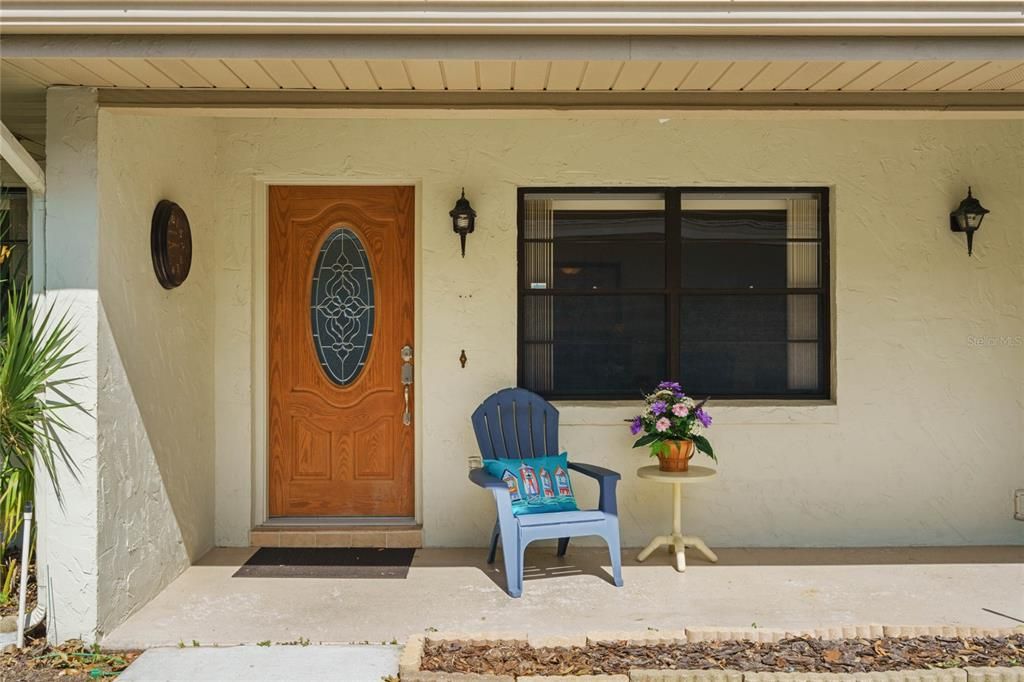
[469,467,507,490]
[568,461,620,515]
[469,468,517,529]
[568,462,621,482]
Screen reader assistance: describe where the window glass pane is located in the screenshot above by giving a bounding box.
[310,227,375,386]
[523,191,665,291]
[680,193,822,289]
[681,209,788,241]
[524,192,664,239]
[546,240,664,290]
[522,295,665,396]
[681,242,820,289]
[679,294,823,395]
[680,192,820,240]
[552,210,664,239]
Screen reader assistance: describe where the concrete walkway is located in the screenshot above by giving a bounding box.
[104,546,1024,649]
[118,644,399,681]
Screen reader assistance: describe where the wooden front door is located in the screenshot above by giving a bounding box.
[269,186,414,517]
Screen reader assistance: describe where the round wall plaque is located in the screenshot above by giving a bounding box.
[151,200,192,289]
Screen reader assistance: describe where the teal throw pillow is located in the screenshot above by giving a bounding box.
[483,452,578,516]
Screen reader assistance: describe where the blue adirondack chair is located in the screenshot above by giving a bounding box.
[469,387,623,597]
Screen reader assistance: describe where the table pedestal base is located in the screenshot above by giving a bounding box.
[636,533,718,572]
[635,479,718,572]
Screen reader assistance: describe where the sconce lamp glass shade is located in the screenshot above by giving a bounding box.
[449,188,477,257]
[949,186,990,256]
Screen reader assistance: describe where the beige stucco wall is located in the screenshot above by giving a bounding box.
[40,102,1023,641]
[94,113,218,636]
[202,115,1024,548]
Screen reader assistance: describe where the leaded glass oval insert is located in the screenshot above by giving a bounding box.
[311,227,375,385]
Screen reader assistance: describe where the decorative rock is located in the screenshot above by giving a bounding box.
[685,628,794,643]
[630,670,743,681]
[402,672,513,682]
[744,671,968,682]
[588,631,688,646]
[527,634,588,649]
[399,634,426,679]
[966,668,1024,682]
[798,625,886,640]
[0,615,17,634]
[519,676,628,681]
[427,632,529,645]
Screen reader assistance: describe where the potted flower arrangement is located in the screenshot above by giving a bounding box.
[628,381,715,472]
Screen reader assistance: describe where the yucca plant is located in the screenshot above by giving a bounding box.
[0,190,83,606]
[0,283,83,606]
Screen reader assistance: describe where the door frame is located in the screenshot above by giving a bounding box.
[251,177,422,528]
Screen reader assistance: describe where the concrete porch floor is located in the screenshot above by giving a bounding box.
[103,545,1024,649]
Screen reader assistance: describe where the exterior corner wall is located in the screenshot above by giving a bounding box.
[210,116,1024,550]
[38,86,102,643]
[93,112,218,638]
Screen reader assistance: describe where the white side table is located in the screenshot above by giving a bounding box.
[635,464,718,572]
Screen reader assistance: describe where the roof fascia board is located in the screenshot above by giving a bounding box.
[2,2,1022,36]
[3,34,1023,62]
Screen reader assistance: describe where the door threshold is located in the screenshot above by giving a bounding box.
[261,516,418,528]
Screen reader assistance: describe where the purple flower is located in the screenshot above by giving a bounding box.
[629,416,643,435]
[696,408,712,428]
[650,400,668,415]
[657,381,682,391]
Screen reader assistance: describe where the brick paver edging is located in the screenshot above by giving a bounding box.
[398,627,1024,682]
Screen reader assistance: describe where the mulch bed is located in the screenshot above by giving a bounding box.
[0,638,141,681]
[422,634,1024,677]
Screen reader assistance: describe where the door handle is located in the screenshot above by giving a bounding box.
[401,345,413,426]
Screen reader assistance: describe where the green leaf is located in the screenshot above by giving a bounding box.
[0,277,86,550]
[691,435,717,463]
[632,433,660,448]
[649,440,670,458]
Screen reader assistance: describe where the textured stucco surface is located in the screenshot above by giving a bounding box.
[38,87,103,643]
[41,105,1024,640]
[94,113,218,636]
[39,92,218,642]
[201,115,1024,549]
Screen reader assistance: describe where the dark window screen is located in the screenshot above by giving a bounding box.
[519,189,829,400]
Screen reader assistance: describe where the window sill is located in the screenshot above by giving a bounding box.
[554,400,838,426]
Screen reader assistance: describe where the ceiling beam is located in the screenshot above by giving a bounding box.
[96,87,1024,113]
[0,122,45,194]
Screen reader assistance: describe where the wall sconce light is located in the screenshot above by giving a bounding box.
[949,186,990,256]
[449,188,476,257]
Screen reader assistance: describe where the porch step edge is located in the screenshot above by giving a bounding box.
[250,526,422,549]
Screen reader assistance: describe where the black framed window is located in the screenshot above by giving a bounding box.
[0,188,30,321]
[518,188,830,400]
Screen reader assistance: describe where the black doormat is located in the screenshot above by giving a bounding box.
[233,547,416,579]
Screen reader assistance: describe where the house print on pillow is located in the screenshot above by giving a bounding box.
[539,468,555,498]
[519,462,540,497]
[554,465,572,496]
[483,453,579,517]
[501,469,522,502]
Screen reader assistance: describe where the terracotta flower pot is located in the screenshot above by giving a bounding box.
[658,439,695,472]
